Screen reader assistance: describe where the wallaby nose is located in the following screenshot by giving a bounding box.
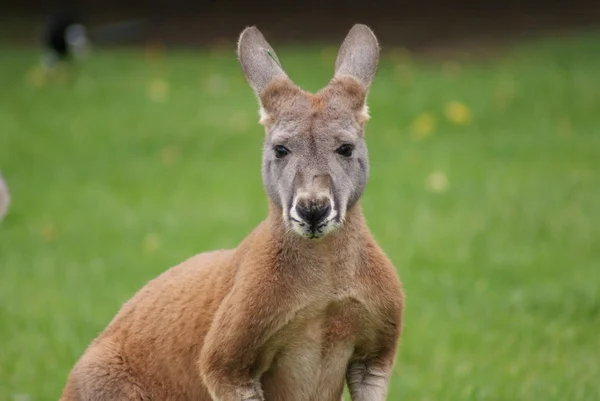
[295,201,331,227]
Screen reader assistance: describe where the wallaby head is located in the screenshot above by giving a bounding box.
[238,24,379,239]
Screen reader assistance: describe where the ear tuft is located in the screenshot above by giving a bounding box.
[357,104,370,124]
[237,26,288,95]
[334,24,380,91]
[258,107,273,126]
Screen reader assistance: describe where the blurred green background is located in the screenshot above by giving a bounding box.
[1,8,600,400]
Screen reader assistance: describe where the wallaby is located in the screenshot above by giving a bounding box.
[59,24,404,401]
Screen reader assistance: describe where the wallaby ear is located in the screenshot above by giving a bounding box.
[237,26,288,95]
[333,24,380,92]
[238,26,302,125]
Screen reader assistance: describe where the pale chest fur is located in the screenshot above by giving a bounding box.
[256,281,378,401]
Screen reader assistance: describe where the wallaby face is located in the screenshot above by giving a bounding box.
[238,25,379,239]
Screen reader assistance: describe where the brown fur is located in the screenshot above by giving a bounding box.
[59,24,404,401]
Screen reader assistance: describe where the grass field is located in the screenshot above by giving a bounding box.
[1,30,599,400]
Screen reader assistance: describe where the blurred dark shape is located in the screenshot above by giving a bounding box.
[0,170,9,223]
[40,10,151,70]
[40,10,89,70]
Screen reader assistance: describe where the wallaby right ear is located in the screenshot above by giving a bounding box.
[237,26,288,96]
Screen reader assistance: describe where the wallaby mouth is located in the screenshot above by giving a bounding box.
[288,195,338,239]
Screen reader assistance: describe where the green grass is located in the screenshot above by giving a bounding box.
[1,30,599,400]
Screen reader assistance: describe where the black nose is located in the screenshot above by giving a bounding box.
[296,202,331,227]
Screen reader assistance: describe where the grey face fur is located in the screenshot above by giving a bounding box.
[237,24,380,239]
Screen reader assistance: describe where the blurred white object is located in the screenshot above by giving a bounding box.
[0,171,10,222]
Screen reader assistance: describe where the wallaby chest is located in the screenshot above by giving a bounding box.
[259,296,372,401]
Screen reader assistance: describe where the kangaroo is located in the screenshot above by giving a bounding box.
[59,24,404,401]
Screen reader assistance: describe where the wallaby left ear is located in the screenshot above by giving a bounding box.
[237,26,288,96]
[333,24,380,93]
[238,26,304,126]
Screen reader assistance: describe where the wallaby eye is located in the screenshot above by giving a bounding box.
[336,144,354,158]
[273,145,290,159]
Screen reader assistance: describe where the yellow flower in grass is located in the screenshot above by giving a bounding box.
[410,113,436,139]
[445,101,471,125]
[426,171,449,193]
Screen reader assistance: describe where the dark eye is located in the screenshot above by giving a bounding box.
[273,145,290,159]
[336,144,354,157]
